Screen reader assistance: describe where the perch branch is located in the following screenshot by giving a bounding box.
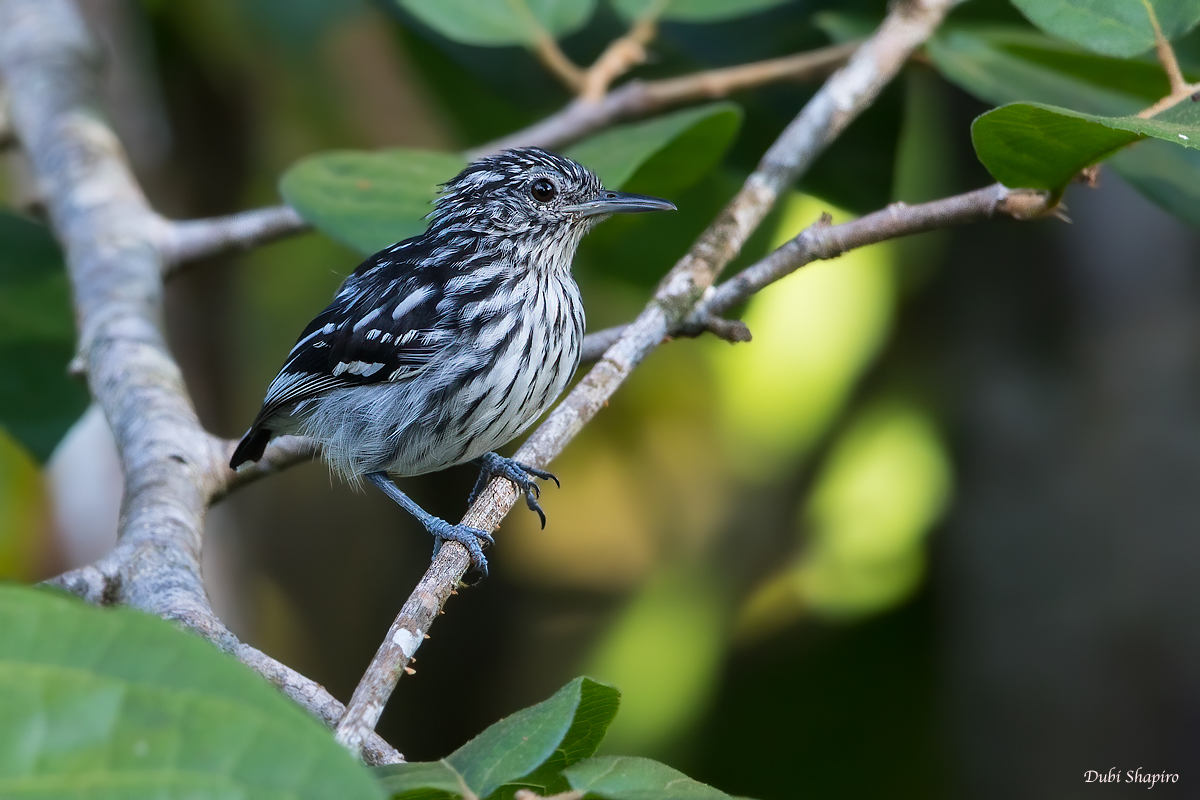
[469,40,859,157]
[0,0,400,764]
[159,204,309,274]
[333,0,961,757]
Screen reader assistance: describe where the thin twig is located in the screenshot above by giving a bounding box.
[0,0,402,764]
[1145,0,1187,95]
[1138,0,1200,118]
[469,40,859,157]
[333,0,960,758]
[160,205,310,274]
[686,183,1051,334]
[578,7,662,102]
[579,184,1051,354]
[533,32,585,91]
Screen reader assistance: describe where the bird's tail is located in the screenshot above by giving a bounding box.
[230,427,271,469]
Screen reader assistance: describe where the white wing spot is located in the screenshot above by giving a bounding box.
[353,307,382,332]
[333,361,385,377]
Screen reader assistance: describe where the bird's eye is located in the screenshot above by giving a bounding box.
[530,178,557,203]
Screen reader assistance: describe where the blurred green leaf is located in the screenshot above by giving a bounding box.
[563,756,738,799]
[927,25,1172,116]
[280,149,467,255]
[373,761,465,800]
[397,0,596,46]
[566,102,742,195]
[811,11,878,42]
[374,676,619,800]
[611,0,789,23]
[0,213,88,463]
[240,0,364,49]
[1110,137,1200,228]
[0,585,383,799]
[971,101,1200,193]
[1011,0,1200,58]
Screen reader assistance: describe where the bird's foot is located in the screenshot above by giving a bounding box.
[426,518,494,577]
[365,472,493,576]
[470,452,559,529]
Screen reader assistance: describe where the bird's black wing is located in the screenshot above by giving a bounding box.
[232,239,461,465]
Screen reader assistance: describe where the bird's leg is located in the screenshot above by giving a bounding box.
[366,472,494,576]
[469,452,560,529]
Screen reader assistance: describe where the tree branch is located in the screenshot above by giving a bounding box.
[578,9,660,102]
[0,0,400,764]
[159,204,310,274]
[153,45,855,277]
[469,40,859,157]
[333,0,961,757]
[686,183,1052,334]
[532,32,585,92]
[1137,0,1200,118]
[579,184,1051,354]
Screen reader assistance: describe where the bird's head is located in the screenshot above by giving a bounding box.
[429,147,675,244]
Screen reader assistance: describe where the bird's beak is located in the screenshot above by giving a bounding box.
[563,190,677,217]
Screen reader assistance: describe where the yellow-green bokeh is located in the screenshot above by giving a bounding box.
[585,565,727,754]
[0,429,48,580]
[739,402,952,638]
[710,193,896,479]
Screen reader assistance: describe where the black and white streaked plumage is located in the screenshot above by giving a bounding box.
[231,147,675,574]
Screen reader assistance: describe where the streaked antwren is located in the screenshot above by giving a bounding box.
[231,147,675,575]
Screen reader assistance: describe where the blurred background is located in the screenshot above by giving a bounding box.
[2,0,1199,797]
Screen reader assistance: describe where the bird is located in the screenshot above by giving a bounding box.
[231,147,675,576]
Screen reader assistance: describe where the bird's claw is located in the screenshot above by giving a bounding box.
[471,453,558,529]
[428,519,493,577]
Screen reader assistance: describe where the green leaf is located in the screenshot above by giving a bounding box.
[374,677,618,800]
[0,213,88,463]
[373,761,467,800]
[927,25,1200,229]
[563,756,738,800]
[1011,0,1200,58]
[566,103,742,196]
[396,0,596,46]
[498,677,621,798]
[0,584,383,799]
[811,11,878,43]
[1109,137,1200,228]
[610,0,789,23]
[450,676,618,799]
[971,101,1200,193]
[280,148,468,255]
[927,25,1173,117]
